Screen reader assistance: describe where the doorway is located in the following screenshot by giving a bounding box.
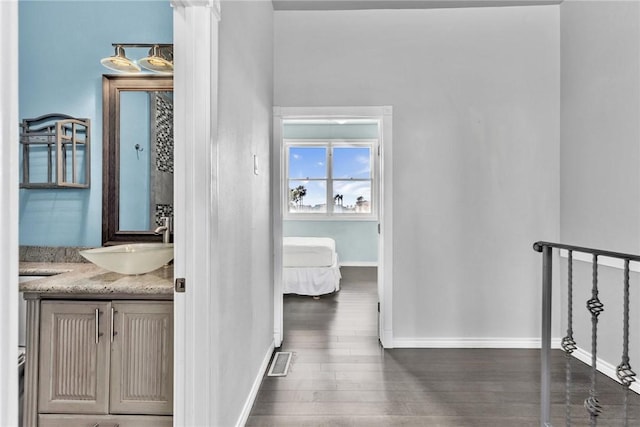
[272,106,393,348]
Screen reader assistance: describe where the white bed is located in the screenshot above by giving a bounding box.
[283,237,341,296]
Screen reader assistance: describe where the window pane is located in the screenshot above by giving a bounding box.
[288,146,327,179]
[288,180,327,213]
[333,147,371,179]
[332,181,371,214]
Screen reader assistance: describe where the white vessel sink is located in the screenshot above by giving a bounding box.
[79,243,174,275]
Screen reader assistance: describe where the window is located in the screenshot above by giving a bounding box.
[285,140,377,218]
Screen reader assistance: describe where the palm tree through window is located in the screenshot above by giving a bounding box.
[285,141,376,217]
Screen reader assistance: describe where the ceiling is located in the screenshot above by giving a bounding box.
[272,0,562,11]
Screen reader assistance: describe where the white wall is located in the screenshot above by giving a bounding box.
[215,1,274,425]
[560,0,640,254]
[560,0,640,381]
[275,6,560,344]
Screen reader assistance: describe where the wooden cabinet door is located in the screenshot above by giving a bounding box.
[110,301,173,415]
[38,301,110,414]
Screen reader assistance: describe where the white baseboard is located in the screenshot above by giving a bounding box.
[235,340,275,427]
[393,337,562,349]
[560,249,640,273]
[339,261,378,267]
[572,346,640,395]
[380,329,394,349]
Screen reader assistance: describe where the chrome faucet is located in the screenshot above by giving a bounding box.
[154,216,172,244]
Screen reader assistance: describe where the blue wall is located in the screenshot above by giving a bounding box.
[284,220,378,264]
[19,1,172,247]
[283,122,379,264]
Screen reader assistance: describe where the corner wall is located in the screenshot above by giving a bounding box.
[560,0,640,379]
[215,1,274,425]
[560,0,640,254]
[275,6,560,344]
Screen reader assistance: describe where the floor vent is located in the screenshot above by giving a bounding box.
[267,351,292,377]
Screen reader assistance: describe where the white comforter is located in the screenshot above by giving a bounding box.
[282,237,341,296]
[283,237,335,267]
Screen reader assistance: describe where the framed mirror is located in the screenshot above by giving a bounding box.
[102,74,173,245]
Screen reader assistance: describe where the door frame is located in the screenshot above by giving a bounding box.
[171,1,220,425]
[272,106,394,348]
[0,2,19,426]
[1,2,222,425]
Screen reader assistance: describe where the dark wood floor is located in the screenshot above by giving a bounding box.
[247,267,640,426]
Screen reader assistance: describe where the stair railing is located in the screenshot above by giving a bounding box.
[534,241,640,427]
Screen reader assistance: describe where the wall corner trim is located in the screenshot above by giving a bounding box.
[235,340,276,427]
[172,2,219,425]
[171,0,221,20]
[559,249,640,273]
[0,2,20,426]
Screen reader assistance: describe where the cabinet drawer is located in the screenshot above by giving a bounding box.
[39,413,173,427]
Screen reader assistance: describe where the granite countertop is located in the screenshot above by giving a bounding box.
[19,262,174,297]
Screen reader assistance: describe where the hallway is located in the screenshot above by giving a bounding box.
[247,267,640,426]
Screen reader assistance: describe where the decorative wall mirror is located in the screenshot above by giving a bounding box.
[102,74,173,245]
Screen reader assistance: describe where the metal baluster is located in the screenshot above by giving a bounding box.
[616,259,635,427]
[562,250,577,426]
[585,254,603,425]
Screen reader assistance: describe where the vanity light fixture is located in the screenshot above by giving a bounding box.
[100,45,141,73]
[100,43,173,74]
[139,45,173,73]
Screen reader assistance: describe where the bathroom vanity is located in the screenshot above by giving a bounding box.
[19,262,173,427]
